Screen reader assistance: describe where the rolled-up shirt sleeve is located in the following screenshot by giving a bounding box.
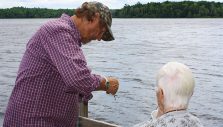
[42,28,101,100]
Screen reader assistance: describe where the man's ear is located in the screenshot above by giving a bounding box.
[95,12,100,17]
[89,13,100,25]
[93,13,100,21]
[156,87,164,109]
[160,88,164,97]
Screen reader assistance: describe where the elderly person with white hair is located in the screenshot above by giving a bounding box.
[134,62,203,127]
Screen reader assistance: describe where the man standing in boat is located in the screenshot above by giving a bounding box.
[3,1,119,126]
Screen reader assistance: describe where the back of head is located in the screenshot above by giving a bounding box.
[156,62,195,109]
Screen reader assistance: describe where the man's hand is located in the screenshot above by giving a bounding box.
[106,77,119,95]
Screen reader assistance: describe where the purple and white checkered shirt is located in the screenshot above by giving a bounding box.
[3,14,101,127]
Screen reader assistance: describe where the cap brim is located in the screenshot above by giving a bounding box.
[102,24,114,41]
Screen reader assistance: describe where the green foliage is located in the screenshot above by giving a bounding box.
[0,1,223,18]
[113,1,223,18]
[0,7,74,18]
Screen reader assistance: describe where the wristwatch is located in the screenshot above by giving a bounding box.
[103,76,110,90]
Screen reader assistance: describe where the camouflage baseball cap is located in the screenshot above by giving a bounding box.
[85,1,114,41]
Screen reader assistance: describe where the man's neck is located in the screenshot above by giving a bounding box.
[157,106,187,118]
[164,107,186,114]
[71,15,81,32]
[71,15,86,42]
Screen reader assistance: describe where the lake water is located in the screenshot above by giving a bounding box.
[0,18,223,127]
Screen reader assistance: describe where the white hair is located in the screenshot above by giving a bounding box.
[156,62,195,109]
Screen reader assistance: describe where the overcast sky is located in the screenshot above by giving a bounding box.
[0,0,223,9]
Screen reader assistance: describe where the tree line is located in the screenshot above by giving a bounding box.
[113,1,223,18]
[0,7,74,18]
[0,1,223,18]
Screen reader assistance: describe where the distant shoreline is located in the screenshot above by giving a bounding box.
[1,1,223,18]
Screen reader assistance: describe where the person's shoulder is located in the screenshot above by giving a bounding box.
[171,111,204,127]
[151,111,204,127]
[40,17,73,36]
[43,19,69,30]
[186,112,204,127]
